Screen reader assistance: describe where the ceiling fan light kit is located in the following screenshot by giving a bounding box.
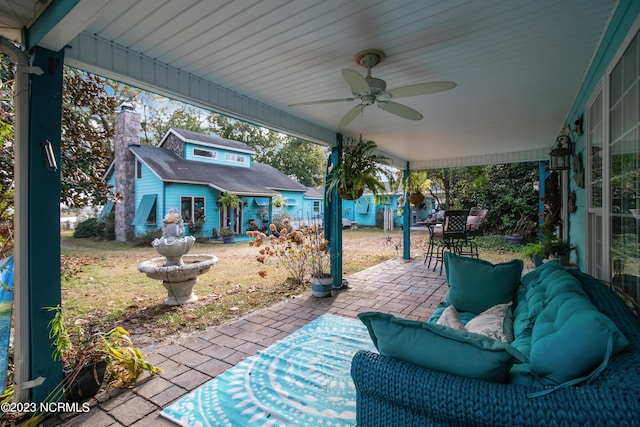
[289,49,456,127]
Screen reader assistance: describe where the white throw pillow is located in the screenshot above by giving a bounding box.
[465,303,514,343]
[436,305,465,330]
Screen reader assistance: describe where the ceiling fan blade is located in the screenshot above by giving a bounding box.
[377,101,423,121]
[289,98,356,107]
[342,69,370,95]
[339,104,365,127]
[387,81,456,98]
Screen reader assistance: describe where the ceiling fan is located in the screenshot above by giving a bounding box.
[288,49,456,127]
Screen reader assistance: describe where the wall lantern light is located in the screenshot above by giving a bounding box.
[549,128,573,170]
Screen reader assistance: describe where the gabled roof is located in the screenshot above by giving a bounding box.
[130,144,307,196]
[304,186,324,200]
[161,128,255,155]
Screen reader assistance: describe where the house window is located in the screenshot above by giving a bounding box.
[609,30,639,282]
[193,148,217,159]
[313,200,320,215]
[224,153,247,164]
[136,160,142,179]
[181,196,206,229]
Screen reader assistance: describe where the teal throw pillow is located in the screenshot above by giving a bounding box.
[358,312,526,383]
[444,252,523,314]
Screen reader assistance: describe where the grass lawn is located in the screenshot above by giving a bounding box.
[60,229,522,346]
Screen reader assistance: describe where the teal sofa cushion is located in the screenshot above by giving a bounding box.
[530,292,629,386]
[358,311,526,383]
[444,252,523,314]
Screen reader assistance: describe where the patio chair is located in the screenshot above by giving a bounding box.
[458,208,488,258]
[424,210,469,274]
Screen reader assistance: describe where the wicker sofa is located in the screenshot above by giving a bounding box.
[352,259,640,426]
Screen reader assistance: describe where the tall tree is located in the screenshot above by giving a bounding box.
[273,137,326,187]
[61,67,117,207]
[0,54,15,255]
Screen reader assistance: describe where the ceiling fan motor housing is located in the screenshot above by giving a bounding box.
[366,77,386,95]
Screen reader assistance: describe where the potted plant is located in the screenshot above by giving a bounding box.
[545,238,574,266]
[520,242,546,267]
[218,191,241,209]
[326,135,390,202]
[220,227,235,243]
[308,225,333,297]
[505,213,536,245]
[47,305,160,402]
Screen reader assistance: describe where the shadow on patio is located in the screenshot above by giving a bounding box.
[55,256,448,426]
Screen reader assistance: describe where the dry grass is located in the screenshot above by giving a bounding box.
[60,228,519,346]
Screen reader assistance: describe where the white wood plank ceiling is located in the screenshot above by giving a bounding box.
[1,0,617,168]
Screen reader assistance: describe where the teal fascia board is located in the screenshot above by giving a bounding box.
[26,0,80,50]
[132,194,156,226]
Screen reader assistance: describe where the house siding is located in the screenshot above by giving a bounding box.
[165,183,218,238]
[567,0,640,273]
[184,142,252,168]
[162,132,185,158]
[133,161,164,235]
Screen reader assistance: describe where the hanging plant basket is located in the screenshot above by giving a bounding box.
[408,193,425,205]
[338,185,364,200]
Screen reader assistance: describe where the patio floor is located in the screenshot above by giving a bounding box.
[53,256,449,426]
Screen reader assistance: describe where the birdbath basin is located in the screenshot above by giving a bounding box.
[137,208,218,305]
[138,254,218,305]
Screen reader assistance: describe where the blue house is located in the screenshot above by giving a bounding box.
[106,107,322,239]
[340,184,436,229]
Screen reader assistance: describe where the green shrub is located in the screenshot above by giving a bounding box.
[73,213,114,240]
[132,229,162,247]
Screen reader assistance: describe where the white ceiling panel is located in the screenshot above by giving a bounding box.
[1,0,621,168]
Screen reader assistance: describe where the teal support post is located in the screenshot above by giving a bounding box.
[402,167,411,259]
[28,46,64,402]
[325,135,343,287]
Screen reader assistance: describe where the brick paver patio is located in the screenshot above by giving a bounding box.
[53,257,448,426]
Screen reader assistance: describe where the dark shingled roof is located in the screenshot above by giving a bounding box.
[164,128,255,154]
[130,144,308,196]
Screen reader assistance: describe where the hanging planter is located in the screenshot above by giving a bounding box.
[326,135,390,202]
[338,185,364,200]
[408,192,425,206]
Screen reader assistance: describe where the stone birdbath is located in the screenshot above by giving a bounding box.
[138,209,218,305]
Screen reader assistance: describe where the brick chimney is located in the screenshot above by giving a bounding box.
[113,103,139,241]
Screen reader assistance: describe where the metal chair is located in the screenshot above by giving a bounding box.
[458,208,488,258]
[425,210,469,274]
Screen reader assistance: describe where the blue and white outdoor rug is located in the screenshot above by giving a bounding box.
[161,313,376,427]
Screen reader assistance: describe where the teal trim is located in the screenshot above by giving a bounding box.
[402,167,411,260]
[28,46,64,403]
[132,194,157,226]
[26,0,80,50]
[326,136,343,287]
[568,0,640,121]
[254,198,269,206]
[97,201,114,222]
